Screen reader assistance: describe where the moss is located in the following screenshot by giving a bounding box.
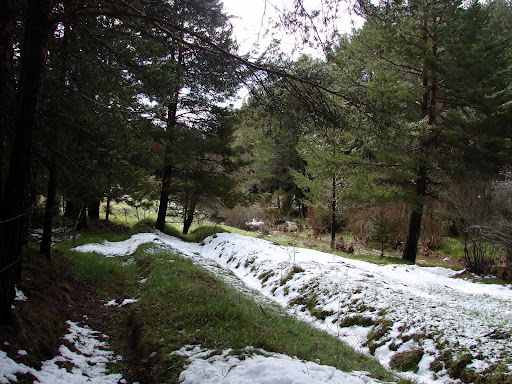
[366,319,393,345]
[311,309,335,321]
[389,349,424,373]
[244,257,256,268]
[389,341,400,352]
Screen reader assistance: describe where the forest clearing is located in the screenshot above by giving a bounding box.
[1,0,512,383]
[1,219,511,383]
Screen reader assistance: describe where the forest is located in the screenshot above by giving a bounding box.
[1,0,511,331]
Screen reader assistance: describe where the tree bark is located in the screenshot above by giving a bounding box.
[402,165,427,263]
[88,200,100,220]
[330,175,336,250]
[75,206,87,231]
[0,0,55,324]
[0,0,15,193]
[401,17,436,264]
[182,192,196,235]
[155,166,171,231]
[64,200,76,218]
[39,166,57,259]
[105,194,111,221]
[156,80,180,231]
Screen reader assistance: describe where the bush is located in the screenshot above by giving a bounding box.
[463,240,500,276]
[306,207,343,236]
[225,204,266,230]
[347,203,408,245]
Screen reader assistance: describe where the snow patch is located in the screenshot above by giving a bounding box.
[73,231,512,383]
[0,321,123,384]
[174,345,386,384]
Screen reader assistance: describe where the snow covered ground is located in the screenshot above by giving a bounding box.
[6,230,507,383]
[1,320,123,384]
[173,345,387,384]
[71,231,512,383]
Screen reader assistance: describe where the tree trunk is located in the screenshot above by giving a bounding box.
[155,166,171,231]
[182,193,197,235]
[0,0,15,194]
[88,200,100,220]
[0,0,54,324]
[39,166,57,259]
[64,200,76,218]
[156,79,180,232]
[75,206,87,231]
[105,193,111,221]
[402,165,427,263]
[330,176,336,250]
[402,18,436,265]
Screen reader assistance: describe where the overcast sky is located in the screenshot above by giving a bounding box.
[221,0,364,60]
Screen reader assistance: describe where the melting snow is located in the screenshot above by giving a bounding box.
[173,345,388,384]
[0,321,123,384]
[71,231,512,383]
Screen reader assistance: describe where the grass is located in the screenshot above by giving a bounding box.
[439,237,466,259]
[101,201,158,226]
[56,223,407,384]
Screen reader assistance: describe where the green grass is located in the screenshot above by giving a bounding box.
[439,237,466,259]
[100,201,157,226]
[57,224,407,384]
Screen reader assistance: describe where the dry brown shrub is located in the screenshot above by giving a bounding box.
[347,202,447,252]
[347,203,409,245]
[224,204,266,230]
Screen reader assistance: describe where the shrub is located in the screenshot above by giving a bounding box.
[463,240,500,276]
[225,204,266,230]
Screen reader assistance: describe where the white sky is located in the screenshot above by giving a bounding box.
[220,0,364,107]
[221,0,364,60]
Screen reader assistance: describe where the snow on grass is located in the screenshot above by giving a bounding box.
[104,298,139,307]
[72,231,512,383]
[0,321,123,384]
[172,345,388,384]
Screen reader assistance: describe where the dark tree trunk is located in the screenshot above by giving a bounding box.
[75,206,87,231]
[0,0,15,193]
[403,209,423,263]
[64,200,76,218]
[402,20,436,265]
[182,193,197,235]
[0,0,54,324]
[155,166,171,231]
[39,166,57,258]
[105,194,111,221]
[88,200,100,220]
[156,82,180,232]
[330,176,336,250]
[65,201,87,230]
[402,165,427,263]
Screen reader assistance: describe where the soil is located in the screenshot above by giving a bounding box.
[0,240,122,381]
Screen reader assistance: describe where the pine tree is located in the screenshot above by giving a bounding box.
[370,211,397,257]
[347,0,511,263]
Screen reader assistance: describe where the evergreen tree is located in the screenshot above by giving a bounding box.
[370,210,397,257]
[346,0,511,263]
[141,0,242,231]
[169,107,245,234]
